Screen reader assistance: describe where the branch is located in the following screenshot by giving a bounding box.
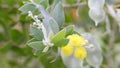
[63,2,86,8]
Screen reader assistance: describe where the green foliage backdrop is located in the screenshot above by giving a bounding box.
[0,0,120,68]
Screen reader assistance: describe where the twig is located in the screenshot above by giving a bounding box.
[63,2,86,8]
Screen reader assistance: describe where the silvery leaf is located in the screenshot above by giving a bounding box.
[89,8,105,26]
[61,53,82,68]
[88,0,105,9]
[43,19,52,36]
[105,0,115,5]
[43,18,59,36]
[81,33,103,68]
[51,2,65,27]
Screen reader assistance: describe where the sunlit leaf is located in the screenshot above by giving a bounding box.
[51,29,66,43]
[54,38,69,47]
[65,25,74,36]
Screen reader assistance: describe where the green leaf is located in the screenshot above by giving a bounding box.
[26,38,38,44]
[51,29,66,43]
[65,11,73,22]
[30,25,43,41]
[10,29,24,44]
[27,41,45,50]
[51,2,65,27]
[48,31,54,40]
[65,25,74,36]
[54,38,69,47]
[19,3,37,14]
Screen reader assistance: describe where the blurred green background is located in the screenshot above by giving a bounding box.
[0,0,120,68]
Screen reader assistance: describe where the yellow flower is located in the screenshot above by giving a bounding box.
[61,45,73,56]
[61,34,88,60]
[74,46,87,60]
[67,34,88,46]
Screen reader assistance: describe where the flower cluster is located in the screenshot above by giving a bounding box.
[61,34,88,60]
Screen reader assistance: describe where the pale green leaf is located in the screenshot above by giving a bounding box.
[34,0,49,8]
[65,25,74,36]
[51,2,65,27]
[49,18,59,34]
[54,38,69,47]
[30,25,43,41]
[42,18,59,36]
[19,3,37,14]
[51,29,66,43]
[27,41,45,50]
[26,38,37,44]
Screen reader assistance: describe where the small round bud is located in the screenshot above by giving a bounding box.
[34,15,38,19]
[28,11,32,16]
[89,44,94,48]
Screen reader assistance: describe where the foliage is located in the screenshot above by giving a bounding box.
[0,0,120,68]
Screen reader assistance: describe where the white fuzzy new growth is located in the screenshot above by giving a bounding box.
[28,10,53,52]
